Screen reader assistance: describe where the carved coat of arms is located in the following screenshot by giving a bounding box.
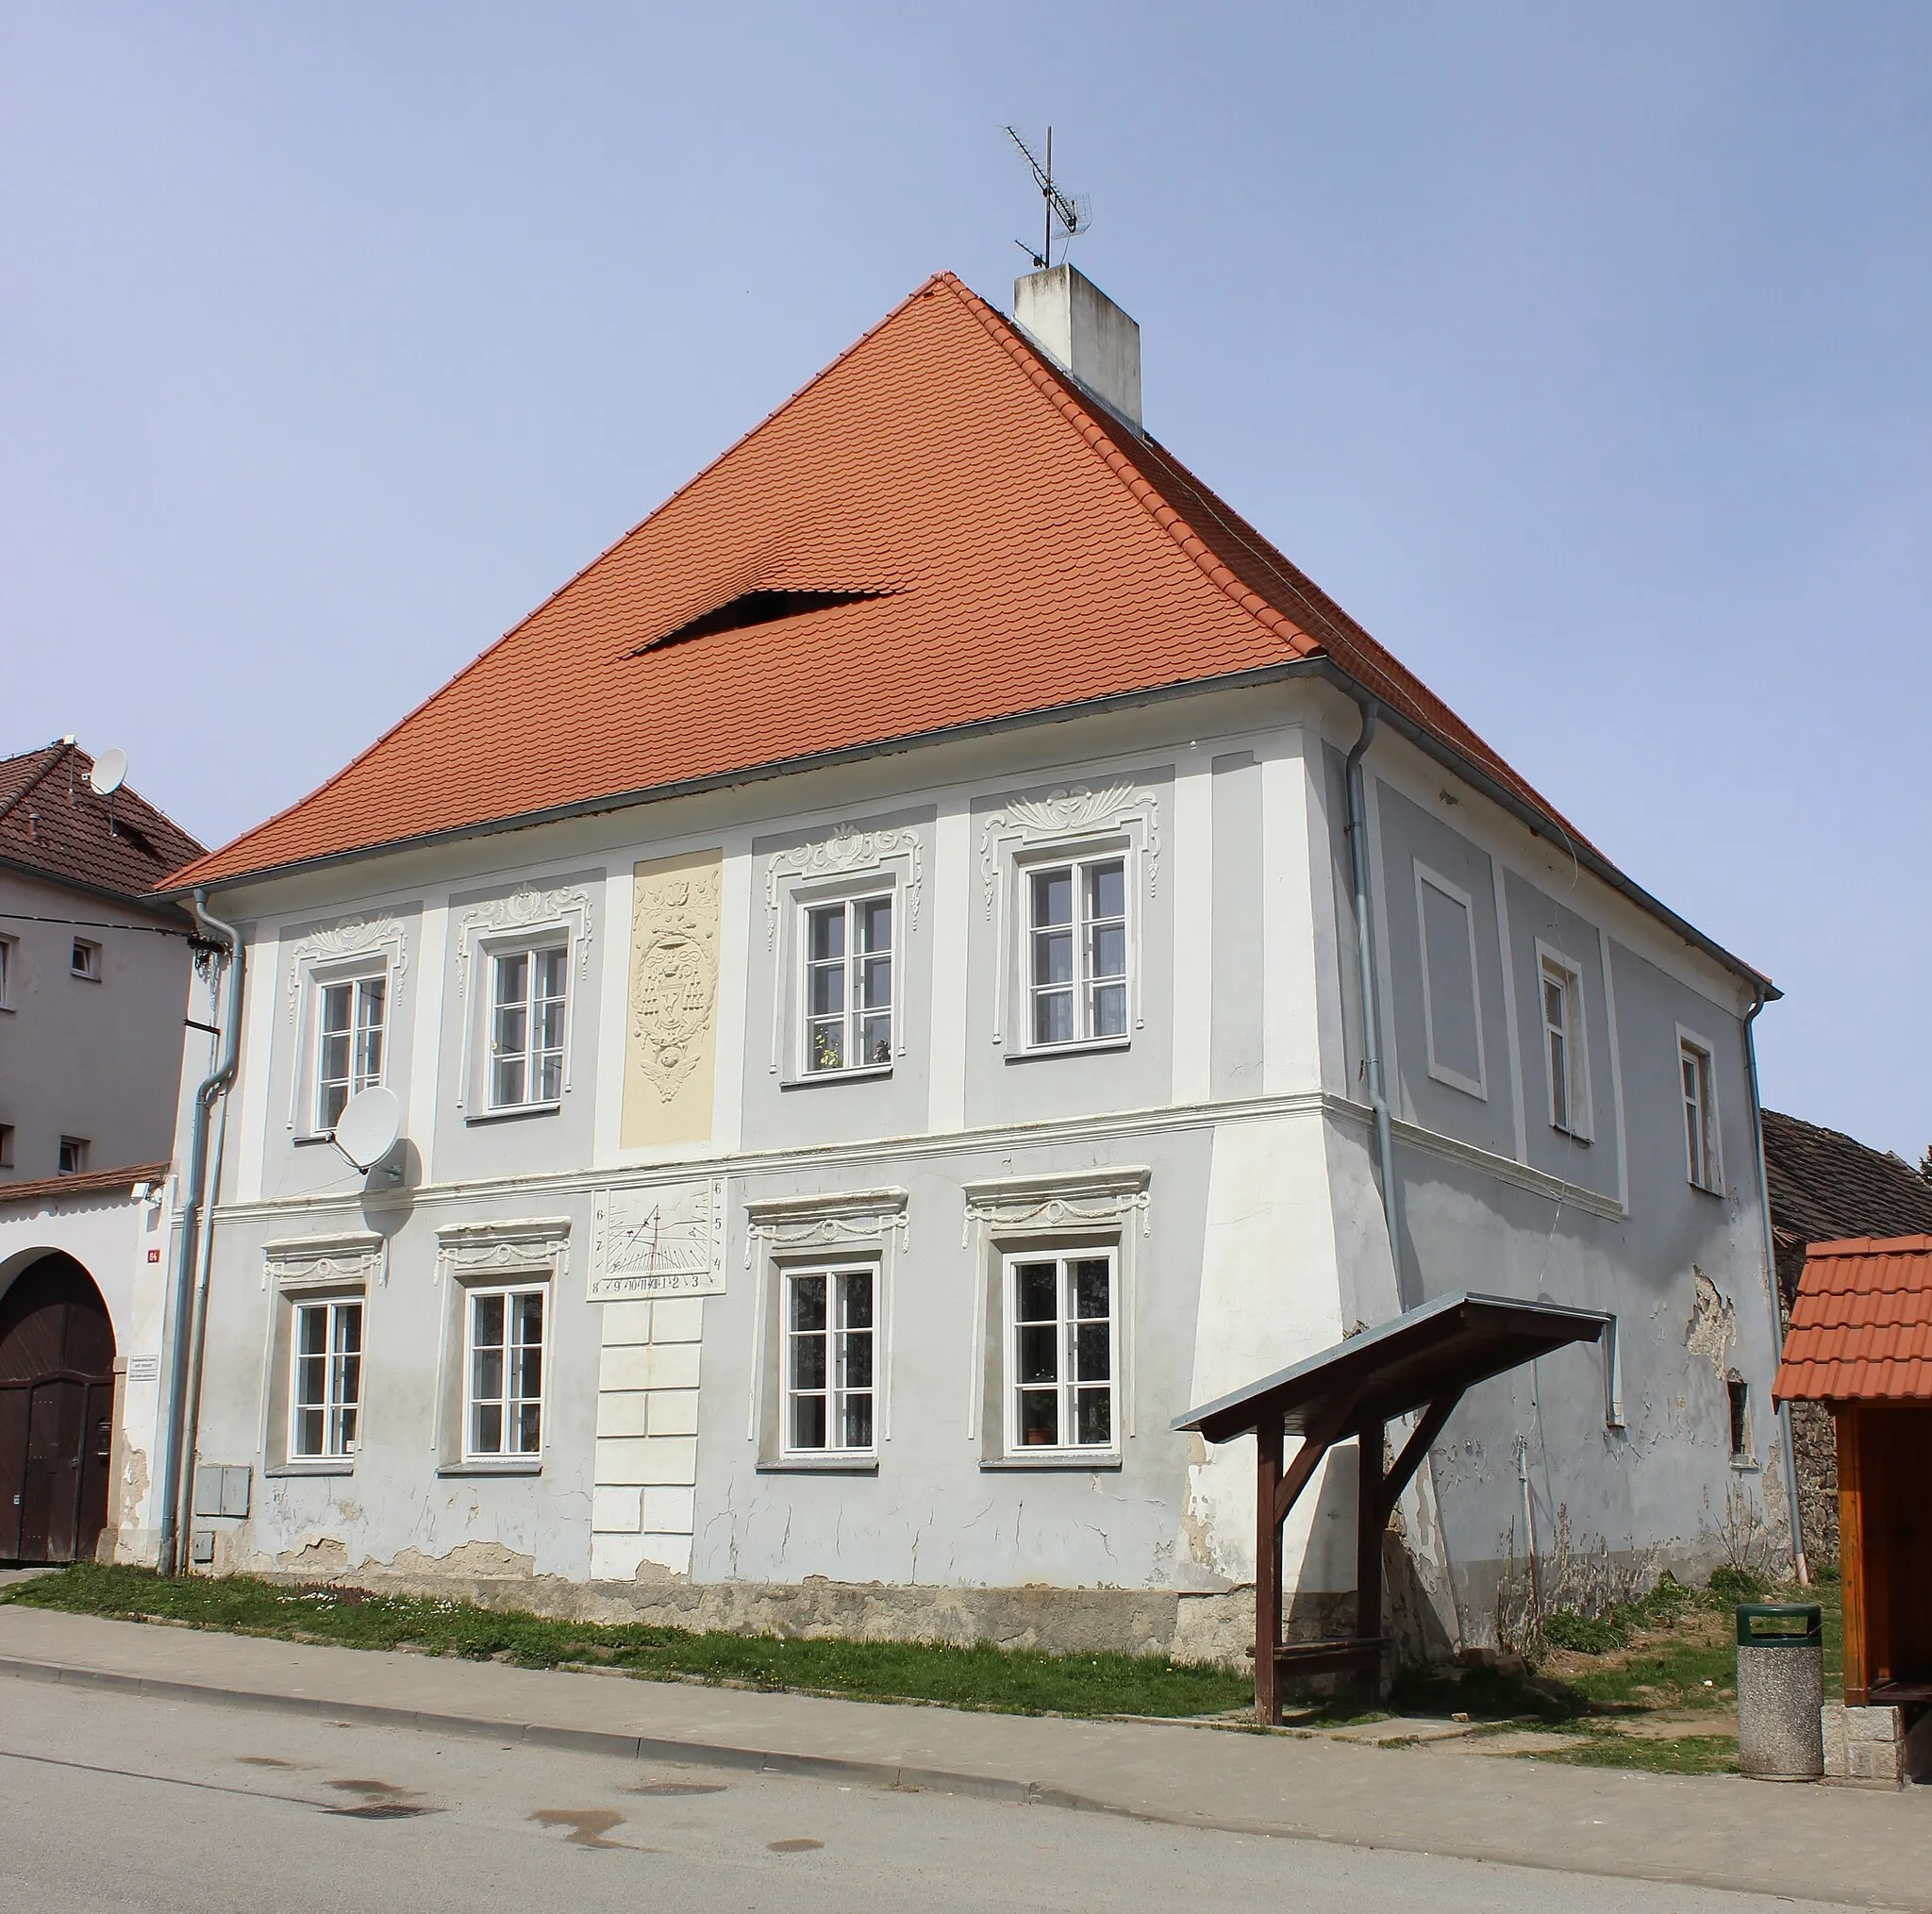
[630,868,721,1102]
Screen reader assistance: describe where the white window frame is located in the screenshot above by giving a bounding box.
[462,1281,549,1461]
[0,932,17,1008]
[1535,940,1592,1140]
[484,940,570,1113]
[797,890,894,1078]
[1677,1025,1723,1194]
[312,965,389,1135]
[1021,850,1131,1054]
[0,1123,12,1169]
[779,1261,879,1458]
[57,1136,89,1174]
[290,1295,363,1460]
[1002,1246,1120,1456]
[69,937,100,981]
[1414,862,1488,1099]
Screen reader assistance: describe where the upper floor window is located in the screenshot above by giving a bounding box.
[291,1297,362,1459]
[1539,950,1591,1140]
[58,1135,89,1174]
[1006,1249,1116,1453]
[316,974,386,1131]
[0,1123,15,1169]
[70,938,100,981]
[1680,1033,1721,1193]
[1027,857,1126,1050]
[0,933,17,1007]
[803,894,892,1074]
[783,1264,876,1455]
[489,944,567,1110]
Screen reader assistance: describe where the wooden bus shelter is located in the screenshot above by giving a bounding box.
[1175,1291,1607,1725]
[1775,1233,1932,1707]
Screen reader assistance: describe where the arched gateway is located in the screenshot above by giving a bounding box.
[0,1253,117,1564]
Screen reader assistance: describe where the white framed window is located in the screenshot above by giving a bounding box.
[315,972,387,1131]
[1537,945,1591,1140]
[58,1136,89,1174]
[802,894,892,1074]
[70,938,100,981]
[1005,1248,1117,1453]
[782,1264,876,1455]
[1026,856,1127,1050]
[0,932,17,1008]
[487,944,568,1110]
[1679,1029,1722,1193]
[291,1297,362,1458]
[464,1284,546,1459]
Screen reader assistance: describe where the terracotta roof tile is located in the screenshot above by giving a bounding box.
[164,273,1693,929]
[0,741,204,910]
[1774,1234,1932,1405]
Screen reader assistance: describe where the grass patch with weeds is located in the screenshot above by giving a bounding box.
[1534,1731,1740,1777]
[0,1563,1251,1721]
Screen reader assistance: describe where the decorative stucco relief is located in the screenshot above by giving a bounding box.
[283,915,409,1025]
[433,1216,573,1285]
[743,1187,909,1268]
[976,781,1160,916]
[621,851,724,1147]
[262,1230,388,1290]
[958,1166,1152,1247]
[763,824,923,950]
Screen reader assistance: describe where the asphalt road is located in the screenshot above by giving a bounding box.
[0,1681,1863,1914]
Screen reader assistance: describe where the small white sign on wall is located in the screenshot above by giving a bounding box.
[588,1178,726,1300]
[126,1355,160,1385]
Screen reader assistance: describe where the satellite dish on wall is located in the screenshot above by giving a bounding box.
[89,747,128,797]
[332,1086,402,1174]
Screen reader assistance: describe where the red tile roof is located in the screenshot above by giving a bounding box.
[1,741,205,911]
[159,273,1763,987]
[0,1162,170,1208]
[1774,1235,1932,1405]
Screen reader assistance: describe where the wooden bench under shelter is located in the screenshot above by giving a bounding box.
[1774,1233,1932,1709]
[1174,1291,1607,1725]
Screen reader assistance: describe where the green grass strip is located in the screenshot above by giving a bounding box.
[1,1563,1253,1721]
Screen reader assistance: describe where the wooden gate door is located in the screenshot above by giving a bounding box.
[0,1255,117,1564]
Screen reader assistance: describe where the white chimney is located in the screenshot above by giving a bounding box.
[1013,264,1142,434]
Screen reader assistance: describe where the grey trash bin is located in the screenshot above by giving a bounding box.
[1737,1603,1824,1780]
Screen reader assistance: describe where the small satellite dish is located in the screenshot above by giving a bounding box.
[89,747,128,798]
[331,1085,402,1174]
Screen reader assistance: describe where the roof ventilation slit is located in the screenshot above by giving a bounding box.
[627,588,893,657]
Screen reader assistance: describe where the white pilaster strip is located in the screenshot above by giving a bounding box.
[406,899,448,1164]
[1492,861,1529,1163]
[590,862,632,1168]
[927,800,971,1135]
[1170,749,1213,1106]
[708,839,753,1155]
[1260,731,1321,1096]
[232,927,279,1202]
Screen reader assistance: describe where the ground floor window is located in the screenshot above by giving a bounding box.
[1006,1249,1115,1452]
[291,1297,363,1457]
[466,1285,545,1458]
[784,1264,875,1455]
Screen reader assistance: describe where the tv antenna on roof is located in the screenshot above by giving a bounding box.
[1007,125,1091,271]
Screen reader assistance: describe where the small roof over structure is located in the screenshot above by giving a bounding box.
[1175,1290,1608,1444]
[1774,1235,1932,1405]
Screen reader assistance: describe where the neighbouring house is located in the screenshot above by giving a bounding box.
[1761,1110,1932,1568]
[132,266,1790,1659]
[1,739,208,1564]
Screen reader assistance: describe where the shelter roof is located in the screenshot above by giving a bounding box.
[159,275,1767,990]
[1175,1291,1607,1444]
[1774,1234,1932,1405]
[0,741,203,911]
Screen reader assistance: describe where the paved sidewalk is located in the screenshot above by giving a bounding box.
[2,1605,1925,1909]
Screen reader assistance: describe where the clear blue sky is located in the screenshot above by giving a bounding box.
[4,6,1926,1158]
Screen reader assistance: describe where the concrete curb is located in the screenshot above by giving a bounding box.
[0,1654,1073,1812]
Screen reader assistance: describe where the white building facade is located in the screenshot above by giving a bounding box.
[125,271,1792,1657]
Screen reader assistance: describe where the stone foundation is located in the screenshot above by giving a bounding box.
[1822,1702,1932,1789]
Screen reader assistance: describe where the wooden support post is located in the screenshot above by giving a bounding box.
[1356,1417,1385,1711]
[1838,1406,1868,1705]
[1256,1414,1285,1725]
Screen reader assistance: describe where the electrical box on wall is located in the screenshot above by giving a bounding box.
[192,1464,252,1520]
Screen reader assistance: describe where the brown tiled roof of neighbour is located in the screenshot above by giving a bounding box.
[1,741,204,912]
[1774,1235,1932,1404]
[0,1162,169,1207]
[1761,1110,1932,1255]
[162,274,1761,988]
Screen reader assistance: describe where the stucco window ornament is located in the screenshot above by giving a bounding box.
[452,881,594,1110]
[262,1230,388,1290]
[958,1166,1152,1249]
[763,822,924,951]
[284,915,409,1027]
[433,1216,572,1287]
[743,1188,909,1269]
[630,864,723,1103]
[978,781,1158,1046]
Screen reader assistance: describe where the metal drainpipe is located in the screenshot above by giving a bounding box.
[1744,988,1808,1586]
[1343,695,1406,1307]
[156,888,242,1577]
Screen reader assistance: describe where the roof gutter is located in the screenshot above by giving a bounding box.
[158,657,1775,999]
